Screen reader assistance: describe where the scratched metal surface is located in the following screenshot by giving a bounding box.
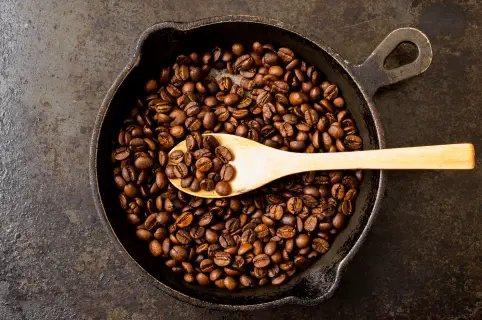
[0,0,480,319]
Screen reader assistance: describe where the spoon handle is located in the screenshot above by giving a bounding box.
[279,143,475,172]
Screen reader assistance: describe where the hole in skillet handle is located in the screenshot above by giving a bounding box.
[350,27,433,98]
[383,42,419,70]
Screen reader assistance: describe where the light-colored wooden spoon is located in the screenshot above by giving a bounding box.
[168,134,475,198]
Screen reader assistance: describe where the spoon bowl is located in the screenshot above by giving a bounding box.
[168,134,280,198]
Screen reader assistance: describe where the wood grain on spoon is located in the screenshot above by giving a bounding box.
[168,134,475,198]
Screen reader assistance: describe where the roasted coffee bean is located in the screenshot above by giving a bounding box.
[122,165,137,182]
[215,146,233,163]
[189,226,205,240]
[293,255,311,269]
[241,229,256,244]
[304,215,318,232]
[219,233,235,248]
[225,218,240,233]
[200,178,215,191]
[173,163,189,179]
[336,139,346,152]
[251,266,267,279]
[280,213,296,226]
[287,197,303,214]
[170,245,188,262]
[129,138,145,152]
[155,212,170,226]
[136,229,152,242]
[331,183,345,200]
[232,43,244,56]
[198,212,213,227]
[189,179,201,192]
[238,243,253,255]
[324,84,338,100]
[149,240,163,257]
[202,112,217,129]
[344,135,362,150]
[253,254,271,268]
[145,79,158,93]
[213,251,232,267]
[176,212,193,228]
[158,132,175,150]
[185,135,197,151]
[280,261,294,271]
[333,97,345,108]
[295,234,310,248]
[195,157,213,173]
[328,123,344,139]
[193,148,212,159]
[200,259,215,273]
[219,77,233,91]
[215,181,231,196]
[161,238,171,256]
[270,250,283,264]
[262,51,279,66]
[304,109,319,127]
[119,194,129,210]
[289,140,305,151]
[234,54,254,71]
[224,277,238,291]
[181,261,194,274]
[277,47,294,63]
[301,195,317,208]
[268,264,280,278]
[180,176,193,188]
[183,273,195,283]
[289,92,308,105]
[239,274,255,287]
[209,269,223,281]
[205,229,219,244]
[154,171,168,190]
[312,238,330,253]
[134,152,153,169]
[254,224,269,238]
[277,225,296,239]
[264,241,277,256]
[196,272,210,286]
[271,273,286,285]
[268,204,284,220]
[220,164,235,182]
[114,175,127,190]
[320,203,336,217]
[143,213,157,231]
[176,229,192,244]
[201,135,219,150]
[124,183,139,198]
[345,188,358,201]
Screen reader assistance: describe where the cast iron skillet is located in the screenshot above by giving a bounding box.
[89,16,432,310]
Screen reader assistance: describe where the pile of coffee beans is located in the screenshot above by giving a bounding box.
[166,134,236,196]
[112,41,363,290]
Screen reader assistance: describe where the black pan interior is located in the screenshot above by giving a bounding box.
[95,21,381,306]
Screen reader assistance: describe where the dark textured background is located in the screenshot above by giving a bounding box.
[0,0,480,319]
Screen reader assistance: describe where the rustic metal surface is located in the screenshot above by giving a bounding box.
[0,0,480,318]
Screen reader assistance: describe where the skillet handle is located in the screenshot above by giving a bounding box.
[350,27,432,97]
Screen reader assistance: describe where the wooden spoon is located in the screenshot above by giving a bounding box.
[168,134,475,198]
